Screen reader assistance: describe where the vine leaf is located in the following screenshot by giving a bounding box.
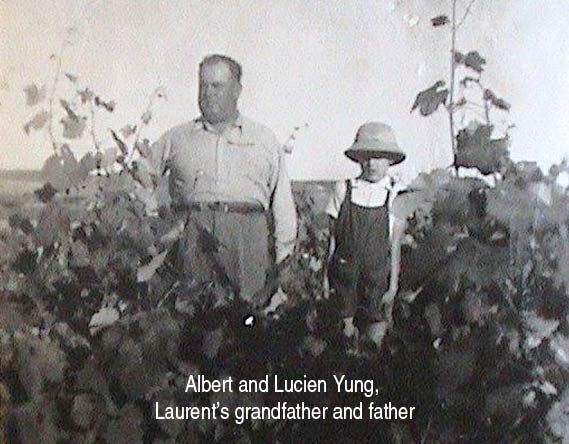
[455,51,486,73]
[60,100,86,139]
[391,189,434,220]
[70,393,98,429]
[60,99,79,120]
[486,181,538,232]
[547,388,569,441]
[23,83,46,106]
[110,129,129,156]
[302,336,327,357]
[40,145,87,191]
[460,76,482,89]
[135,139,151,158]
[411,81,449,116]
[131,160,155,189]
[77,88,94,104]
[79,152,97,178]
[98,146,118,171]
[15,333,67,397]
[431,15,449,27]
[70,240,90,268]
[94,96,116,112]
[141,110,152,125]
[464,51,486,73]
[8,214,34,235]
[137,250,168,283]
[103,403,144,444]
[34,182,58,203]
[89,307,120,335]
[65,73,78,83]
[550,334,569,368]
[554,243,569,290]
[23,110,50,134]
[454,51,465,64]
[425,303,443,336]
[120,124,137,139]
[455,123,510,174]
[523,311,559,350]
[203,327,224,359]
[483,89,511,111]
[61,115,86,139]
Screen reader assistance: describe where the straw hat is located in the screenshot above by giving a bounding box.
[345,122,406,165]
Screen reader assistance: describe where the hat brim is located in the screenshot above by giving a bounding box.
[345,149,406,165]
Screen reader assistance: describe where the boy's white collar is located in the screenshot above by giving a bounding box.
[354,175,392,187]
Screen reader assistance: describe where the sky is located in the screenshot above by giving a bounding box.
[1,0,568,180]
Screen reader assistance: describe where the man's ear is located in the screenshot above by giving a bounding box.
[233,82,242,101]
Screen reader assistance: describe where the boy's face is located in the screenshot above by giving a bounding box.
[363,158,390,182]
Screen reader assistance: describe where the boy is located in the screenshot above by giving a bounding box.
[326,121,407,349]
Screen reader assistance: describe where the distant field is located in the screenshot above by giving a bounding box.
[0,170,41,182]
[0,170,42,199]
[0,179,42,197]
[0,169,334,216]
[0,171,42,206]
[292,180,334,215]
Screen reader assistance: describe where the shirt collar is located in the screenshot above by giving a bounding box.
[196,111,244,133]
[354,175,392,189]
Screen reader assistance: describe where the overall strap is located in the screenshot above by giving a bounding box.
[346,179,353,201]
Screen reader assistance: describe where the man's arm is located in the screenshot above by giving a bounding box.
[147,131,172,183]
[269,141,297,263]
[144,131,177,212]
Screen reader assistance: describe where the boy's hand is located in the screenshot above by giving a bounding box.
[381,288,397,305]
[381,288,398,323]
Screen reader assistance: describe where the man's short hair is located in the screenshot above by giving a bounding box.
[199,54,242,84]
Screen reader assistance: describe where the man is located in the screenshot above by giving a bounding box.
[150,54,297,307]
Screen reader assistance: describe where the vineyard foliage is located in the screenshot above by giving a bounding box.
[2,22,569,444]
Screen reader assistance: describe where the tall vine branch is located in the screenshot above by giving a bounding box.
[449,0,458,167]
[457,0,476,30]
[47,41,67,156]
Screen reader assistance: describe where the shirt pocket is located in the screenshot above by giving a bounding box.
[231,142,272,184]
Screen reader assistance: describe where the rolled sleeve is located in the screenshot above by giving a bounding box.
[148,131,173,180]
[269,139,297,263]
[146,131,176,209]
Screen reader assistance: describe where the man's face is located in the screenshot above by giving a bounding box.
[198,61,241,125]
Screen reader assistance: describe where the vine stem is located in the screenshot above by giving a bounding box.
[457,0,476,30]
[89,97,102,153]
[129,86,162,163]
[48,41,67,156]
[449,0,458,174]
